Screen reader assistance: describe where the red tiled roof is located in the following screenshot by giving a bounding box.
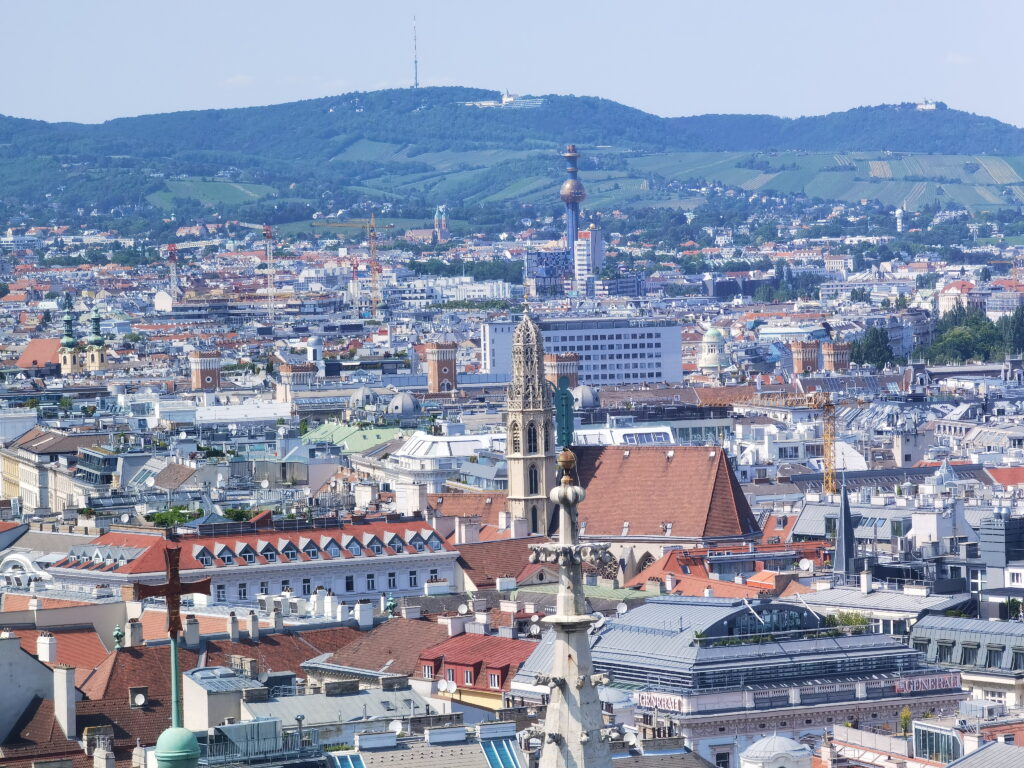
[428,492,507,529]
[986,467,1024,487]
[15,338,62,368]
[14,627,109,670]
[574,446,760,539]
[319,618,449,677]
[418,633,536,691]
[457,538,544,590]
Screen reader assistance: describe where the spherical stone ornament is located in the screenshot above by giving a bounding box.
[560,179,586,204]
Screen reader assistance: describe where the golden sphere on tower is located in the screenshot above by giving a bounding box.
[560,179,586,204]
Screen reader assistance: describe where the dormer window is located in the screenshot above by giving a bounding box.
[221,554,234,565]
[305,546,319,560]
[371,543,383,555]
[348,542,362,556]
[327,544,341,558]
[414,541,425,552]
[391,540,404,553]
[264,551,277,563]
[244,552,256,564]
[198,554,212,567]
[429,538,442,552]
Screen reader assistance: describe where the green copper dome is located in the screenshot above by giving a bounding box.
[86,307,104,348]
[154,726,200,768]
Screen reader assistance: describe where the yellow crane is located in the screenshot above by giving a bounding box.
[311,214,394,319]
[734,390,862,495]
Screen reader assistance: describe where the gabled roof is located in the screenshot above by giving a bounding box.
[457,538,544,590]
[15,338,61,368]
[318,618,449,678]
[574,445,760,540]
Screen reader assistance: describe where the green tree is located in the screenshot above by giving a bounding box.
[58,396,74,414]
[900,705,913,736]
[851,327,895,368]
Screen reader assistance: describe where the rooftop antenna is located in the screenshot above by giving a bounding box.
[412,17,419,89]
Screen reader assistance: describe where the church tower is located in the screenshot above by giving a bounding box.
[505,313,557,534]
[84,307,107,372]
[58,295,82,376]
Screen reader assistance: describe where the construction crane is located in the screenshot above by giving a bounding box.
[733,390,862,495]
[311,214,394,319]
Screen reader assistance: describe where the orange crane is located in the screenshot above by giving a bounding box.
[312,214,394,319]
[733,390,863,495]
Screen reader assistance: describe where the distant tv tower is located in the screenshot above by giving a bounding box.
[413,17,419,88]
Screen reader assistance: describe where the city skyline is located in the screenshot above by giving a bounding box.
[3,0,1024,126]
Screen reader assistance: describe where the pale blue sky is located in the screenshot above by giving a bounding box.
[2,1,1021,125]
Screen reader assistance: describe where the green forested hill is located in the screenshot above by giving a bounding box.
[3,87,1024,222]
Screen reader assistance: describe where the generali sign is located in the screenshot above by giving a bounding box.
[636,692,687,712]
[894,673,961,695]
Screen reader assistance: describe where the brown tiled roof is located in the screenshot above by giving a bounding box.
[457,538,543,590]
[79,644,200,701]
[428,492,507,528]
[11,426,104,456]
[14,626,110,670]
[205,626,363,675]
[574,445,760,539]
[152,462,197,491]
[321,617,449,677]
[15,338,62,368]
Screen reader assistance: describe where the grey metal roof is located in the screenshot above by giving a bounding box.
[244,688,431,726]
[947,741,1024,768]
[786,587,972,615]
[185,666,265,692]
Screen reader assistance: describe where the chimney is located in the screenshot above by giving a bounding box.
[354,601,374,630]
[455,516,481,545]
[338,602,352,623]
[509,517,529,539]
[126,618,144,648]
[703,586,713,597]
[37,631,57,663]
[93,740,116,768]
[278,593,292,617]
[664,573,677,592]
[497,507,511,531]
[323,591,336,619]
[246,610,260,642]
[182,615,200,648]
[439,613,472,636]
[227,612,240,642]
[401,604,422,620]
[272,608,284,632]
[860,570,873,595]
[53,665,76,739]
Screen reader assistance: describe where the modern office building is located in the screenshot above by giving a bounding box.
[515,596,966,768]
[481,317,682,385]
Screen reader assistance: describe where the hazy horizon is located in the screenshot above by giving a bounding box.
[3,0,1022,126]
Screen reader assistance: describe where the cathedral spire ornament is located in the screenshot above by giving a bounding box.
[528,449,617,768]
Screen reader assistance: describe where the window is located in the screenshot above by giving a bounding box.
[446,668,455,682]
[305,547,319,560]
[348,543,361,556]
[198,554,212,567]
[429,538,442,552]
[528,465,539,495]
[302,578,311,596]
[489,673,500,689]
[345,575,354,592]
[244,552,256,564]
[237,583,248,600]
[715,753,730,768]
[987,648,1004,668]
[392,540,403,553]
[510,422,521,454]
[429,568,438,580]
[372,543,383,555]
[914,640,930,655]
[281,579,290,592]
[259,581,269,595]
[414,541,425,552]
[422,665,434,679]
[264,551,277,563]
[215,584,226,602]
[960,646,978,666]
[409,570,419,588]
[985,689,1007,705]
[367,573,376,591]
[1013,572,1023,585]
[388,572,397,589]
[937,643,953,663]
[464,670,473,685]
[327,544,341,558]
[527,422,538,453]
[1013,650,1024,670]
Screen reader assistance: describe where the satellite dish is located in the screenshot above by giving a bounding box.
[261,479,270,490]
[277,426,287,437]
[389,719,403,734]
[799,558,814,572]
[179,431,187,441]
[624,732,639,747]
[457,604,469,616]
[616,602,628,617]
[229,423,238,433]
[530,614,540,623]
[133,692,147,707]
[120,513,131,524]
[216,473,224,485]
[145,477,156,488]
[529,624,541,637]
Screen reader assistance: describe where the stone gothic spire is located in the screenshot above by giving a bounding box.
[505,312,557,534]
[529,450,616,768]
